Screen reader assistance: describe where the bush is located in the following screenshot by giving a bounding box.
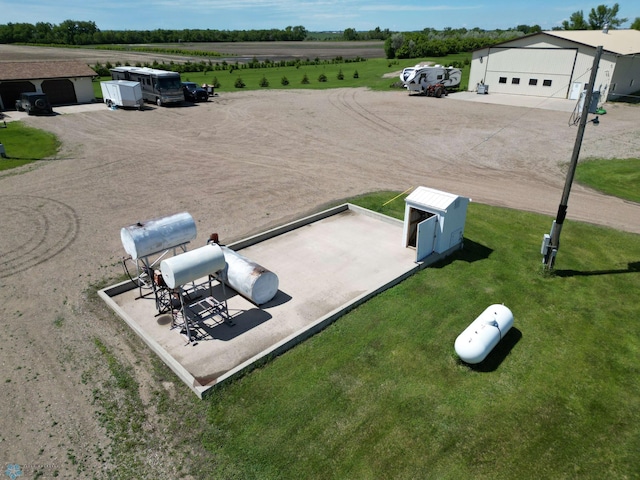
[211,77,221,88]
[353,70,359,79]
[318,73,327,83]
[234,77,246,88]
[301,74,310,84]
[259,76,269,87]
[281,76,289,86]
[337,69,344,80]
[93,62,110,76]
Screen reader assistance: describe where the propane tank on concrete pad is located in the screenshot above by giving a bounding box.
[160,243,226,289]
[221,246,279,305]
[121,212,197,260]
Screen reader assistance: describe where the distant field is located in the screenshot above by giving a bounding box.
[0,41,386,65]
[131,41,387,60]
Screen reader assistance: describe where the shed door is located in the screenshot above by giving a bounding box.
[42,79,77,106]
[0,81,36,110]
[485,47,577,98]
[416,216,437,262]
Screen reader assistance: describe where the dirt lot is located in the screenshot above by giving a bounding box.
[1,45,639,477]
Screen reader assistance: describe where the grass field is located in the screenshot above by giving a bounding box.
[0,121,59,170]
[139,193,637,479]
[576,158,640,203]
[91,53,472,98]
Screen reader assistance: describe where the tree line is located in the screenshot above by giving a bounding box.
[0,21,309,45]
[384,3,639,59]
[90,55,367,77]
[384,27,538,59]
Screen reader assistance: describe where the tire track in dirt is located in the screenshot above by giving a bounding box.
[328,89,405,137]
[325,89,484,173]
[0,195,80,278]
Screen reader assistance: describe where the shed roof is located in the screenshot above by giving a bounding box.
[543,29,640,56]
[479,29,640,56]
[405,186,467,212]
[0,61,96,81]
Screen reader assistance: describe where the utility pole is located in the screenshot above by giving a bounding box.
[542,45,603,270]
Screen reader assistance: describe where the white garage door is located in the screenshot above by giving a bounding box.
[485,47,577,98]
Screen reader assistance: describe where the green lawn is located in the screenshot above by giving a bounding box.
[576,157,640,203]
[177,195,639,479]
[93,194,640,478]
[0,121,59,170]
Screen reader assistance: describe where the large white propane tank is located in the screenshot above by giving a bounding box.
[160,243,226,289]
[121,212,196,260]
[221,246,279,305]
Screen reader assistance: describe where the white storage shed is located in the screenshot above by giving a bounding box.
[403,187,471,262]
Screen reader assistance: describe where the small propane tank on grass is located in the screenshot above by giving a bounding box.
[454,304,514,364]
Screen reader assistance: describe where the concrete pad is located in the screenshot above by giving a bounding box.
[100,204,459,397]
[448,91,578,112]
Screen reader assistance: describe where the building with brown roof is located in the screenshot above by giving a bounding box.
[0,61,97,110]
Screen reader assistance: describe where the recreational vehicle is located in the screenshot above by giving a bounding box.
[110,66,184,106]
[400,64,462,96]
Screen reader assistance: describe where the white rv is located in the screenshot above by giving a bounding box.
[400,64,462,97]
[110,66,184,106]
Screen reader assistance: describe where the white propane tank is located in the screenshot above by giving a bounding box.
[121,212,197,260]
[221,246,279,305]
[160,244,226,289]
[454,304,514,364]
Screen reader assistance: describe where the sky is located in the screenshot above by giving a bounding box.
[1,0,639,32]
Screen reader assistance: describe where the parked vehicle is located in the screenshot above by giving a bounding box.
[399,64,462,97]
[100,80,144,110]
[182,82,209,102]
[15,92,53,115]
[110,66,184,106]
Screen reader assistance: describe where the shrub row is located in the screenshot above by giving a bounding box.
[232,70,359,88]
[92,57,367,77]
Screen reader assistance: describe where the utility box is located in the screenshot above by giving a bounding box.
[477,84,488,94]
[589,91,600,113]
[403,186,471,262]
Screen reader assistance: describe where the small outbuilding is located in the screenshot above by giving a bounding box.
[403,186,471,262]
[0,61,97,110]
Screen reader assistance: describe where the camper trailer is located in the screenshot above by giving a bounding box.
[400,64,462,97]
[110,66,184,106]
